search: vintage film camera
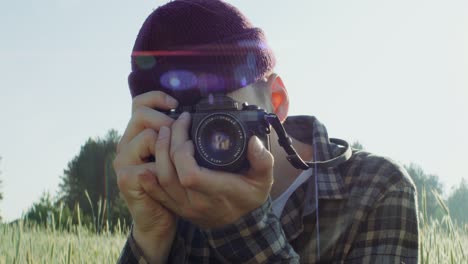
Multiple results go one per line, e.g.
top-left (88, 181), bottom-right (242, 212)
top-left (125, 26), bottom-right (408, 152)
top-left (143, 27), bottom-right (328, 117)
top-left (166, 95), bottom-right (270, 172)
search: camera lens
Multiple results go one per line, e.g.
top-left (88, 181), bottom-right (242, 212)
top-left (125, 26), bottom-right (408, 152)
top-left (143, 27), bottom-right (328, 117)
top-left (195, 113), bottom-right (246, 168)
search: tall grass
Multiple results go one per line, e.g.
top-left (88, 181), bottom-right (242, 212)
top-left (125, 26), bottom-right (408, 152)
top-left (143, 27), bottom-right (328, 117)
top-left (0, 220), bottom-right (127, 264)
top-left (1, 187), bottom-right (467, 263)
top-left (419, 187), bottom-right (468, 263)
top-left (1, 197), bottom-right (129, 264)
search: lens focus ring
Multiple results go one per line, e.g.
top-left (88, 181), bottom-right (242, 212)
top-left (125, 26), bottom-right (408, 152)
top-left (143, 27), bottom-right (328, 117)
top-left (194, 113), bottom-right (246, 169)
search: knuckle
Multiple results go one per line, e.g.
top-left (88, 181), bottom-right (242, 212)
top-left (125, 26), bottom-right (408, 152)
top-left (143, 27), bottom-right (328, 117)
top-left (170, 122), bottom-right (179, 132)
top-left (142, 129), bottom-right (157, 145)
top-left (181, 205), bottom-right (196, 219)
top-left (136, 169), bottom-right (151, 181)
top-left (265, 151), bottom-right (274, 166)
top-left (131, 99), bottom-right (139, 113)
top-left (116, 168), bottom-right (130, 190)
top-left (132, 91), bottom-right (166, 112)
top-left (192, 197), bottom-right (208, 212)
top-left (180, 171), bottom-right (198, 188)
top-left (171, 117), bottom-right (183, 129)
top-left (169, 149), bottom-right (176, 162)
top-left (133, 107), bottom-right (146, 121)
top-left (142, 175), bottom-right (158, 195)
top-left (169, 145), bottom-right (180, 162)
top-left (152, 90), bottom-right (165, 98)
top-left (158, 177), bottom-right (168, 189)
top-left (116, 141), bottom-right (123, 154)
top-left (131, 95), bottom-right (145, 113)
top-left (156, 192), bottom-right (170, 206)
top-left (158, 176), bottom-right (172, 190)
top-left (112, 156), bottom-right (121, 170)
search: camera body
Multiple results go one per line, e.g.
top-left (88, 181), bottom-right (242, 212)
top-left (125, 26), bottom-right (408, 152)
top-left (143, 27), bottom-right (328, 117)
top-left (166, 95), bottom-right (271, 172)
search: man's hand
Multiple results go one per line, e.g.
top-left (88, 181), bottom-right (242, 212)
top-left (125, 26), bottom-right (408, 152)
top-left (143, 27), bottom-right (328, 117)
top-left (113, 91), bottom-right (179, 263)
top-left (147, 112), bottom-right (275, 229)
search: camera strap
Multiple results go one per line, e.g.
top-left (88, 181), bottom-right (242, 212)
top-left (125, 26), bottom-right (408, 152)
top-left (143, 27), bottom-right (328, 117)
top-left (265, 114), bottom-right (353, 170)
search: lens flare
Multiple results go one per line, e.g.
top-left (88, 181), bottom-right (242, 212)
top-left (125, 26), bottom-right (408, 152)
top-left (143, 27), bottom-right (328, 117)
top-left (208, 93), bottom-right (215, 105)
top-left (197, 73), bottom-right (224, 94)
top-left (134, 56), bottom-right (156, 70)
top-left (247, 52), bottom-right (256, 69)
top-left (234, 65), bottom-right (253, 87)
top-left (160, 70), bottom-right (197, 90)
top-left (169, 77), bottom-right (181, 88)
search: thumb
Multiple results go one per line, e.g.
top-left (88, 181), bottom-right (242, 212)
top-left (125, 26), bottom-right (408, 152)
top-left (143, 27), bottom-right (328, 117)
top-left (246, 136), bottom-right (274, 179)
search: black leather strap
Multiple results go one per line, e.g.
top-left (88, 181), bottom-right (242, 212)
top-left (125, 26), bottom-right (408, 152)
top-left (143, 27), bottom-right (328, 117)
top-left (265, 114), bottom-right (352, 170)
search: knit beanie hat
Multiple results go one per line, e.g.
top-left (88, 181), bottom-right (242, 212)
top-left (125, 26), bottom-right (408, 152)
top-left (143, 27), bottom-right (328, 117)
top-left (128, 0), bottom-right (276, 106)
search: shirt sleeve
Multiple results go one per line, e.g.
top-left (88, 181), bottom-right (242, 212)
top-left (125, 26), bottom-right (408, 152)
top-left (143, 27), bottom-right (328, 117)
top-left (345, 176), bottom-right (419, 264)
top-left (117, 229), bottom-right (149, 264)
top-left (202, 198), bottom-right (300, 263)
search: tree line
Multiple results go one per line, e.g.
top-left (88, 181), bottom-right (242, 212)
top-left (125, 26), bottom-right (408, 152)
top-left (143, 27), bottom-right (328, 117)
top-left (19, 130), bottom-right (131, 232)
top-left (0, 133), bottom-right (467, 229)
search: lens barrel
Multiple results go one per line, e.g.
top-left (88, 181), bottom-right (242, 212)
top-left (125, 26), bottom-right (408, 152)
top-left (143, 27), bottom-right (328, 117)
top-left (194, 113), bottom-right (247, 171)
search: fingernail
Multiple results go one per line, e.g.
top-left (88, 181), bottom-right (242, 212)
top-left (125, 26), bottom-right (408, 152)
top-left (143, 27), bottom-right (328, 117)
top-left (165, 95), bottom-right (178, 108)
top-left (158, 126), bottom-right (170, 140)
top-left (178, 112), bottom-right (189, 120)
top-left (252, 136), bottom-right (264, 156)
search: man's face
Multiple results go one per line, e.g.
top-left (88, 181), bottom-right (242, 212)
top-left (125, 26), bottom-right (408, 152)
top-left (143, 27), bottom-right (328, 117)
top-left (225, 81), bottom-right (272, 113)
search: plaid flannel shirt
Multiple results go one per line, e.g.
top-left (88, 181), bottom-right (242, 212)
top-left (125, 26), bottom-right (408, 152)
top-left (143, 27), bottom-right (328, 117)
top-left (118, 116), bottom-right (419, 263)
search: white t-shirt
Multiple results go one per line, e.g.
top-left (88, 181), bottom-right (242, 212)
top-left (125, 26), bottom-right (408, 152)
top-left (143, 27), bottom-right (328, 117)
top-left (272, 168), bottom-right (316, 218)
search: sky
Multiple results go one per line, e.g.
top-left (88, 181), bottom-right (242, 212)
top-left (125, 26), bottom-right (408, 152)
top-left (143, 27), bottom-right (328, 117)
top-left (0, 0), bottom-right (467, 222)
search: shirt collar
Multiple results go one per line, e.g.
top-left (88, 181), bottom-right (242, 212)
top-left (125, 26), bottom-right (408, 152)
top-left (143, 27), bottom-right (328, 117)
top-left (284, 115), bottom-right (347, 200)
top-left (280, 116), bottom-right (349, 241)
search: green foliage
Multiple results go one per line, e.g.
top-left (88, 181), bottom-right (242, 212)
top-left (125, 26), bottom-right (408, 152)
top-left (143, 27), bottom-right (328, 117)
top-left (23, 192), bottom-right (82, 231)
top-left (448, 178), bottom-right (468, 225)
top-left (419, 215), bottom-right (468, 263)
top-left (405, 163), bottom-right (445, 221)
top-left (351, 141), bottom-right (364, 150)
top-left (0, 220), bottom-right (127, 263)
top-left (58, 129), bottom-right (131, 231)
top-left (2, 213), bottom-right (467, 263)
top-left (23, 192), bottom-right (56, 227)
top-left (347, 141), bottom-right (452, 223)
top-left (11, 132), bottom-right (468, 262)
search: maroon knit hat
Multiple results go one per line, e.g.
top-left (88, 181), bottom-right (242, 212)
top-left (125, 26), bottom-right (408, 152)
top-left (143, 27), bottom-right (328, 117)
top-left (128, 0), bottom-right (276, 106)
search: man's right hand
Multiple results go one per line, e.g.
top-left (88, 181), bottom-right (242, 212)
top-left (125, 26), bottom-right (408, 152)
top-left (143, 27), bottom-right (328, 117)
top-left (113, 91), bottom-right (179, 263)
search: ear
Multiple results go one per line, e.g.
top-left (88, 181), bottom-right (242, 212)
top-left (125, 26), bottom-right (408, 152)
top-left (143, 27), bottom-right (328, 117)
top-left (267, 73), bottom-right (289, 122)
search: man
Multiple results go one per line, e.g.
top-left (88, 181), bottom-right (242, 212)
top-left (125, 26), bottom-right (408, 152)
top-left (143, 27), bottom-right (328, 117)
top-left (114, 0), bottom-right (419, 263)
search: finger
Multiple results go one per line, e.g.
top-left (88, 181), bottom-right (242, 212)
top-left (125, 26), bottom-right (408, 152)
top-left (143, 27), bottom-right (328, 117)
top-left (173, 140), bottom-right (239, 195)
top-left (170, 112), bottom-right (191, 161)
top-left (115, 163), bottom-right (177, 216)
top-left (154, 126), bottom-right (189, 205)
top-left (116, 163), bottom-right (157, 198)
top-left (245, 136), bottom-right (274, 178)
top-left (119, 106), bottom-right (174, 152)
top-left (131, 91), bottom-right (178, 113)
top-left (171, 141), bottom-right (227, 216)
top-left (138, 165), bottom-right (179, 212)
top-left (114, 129), bottom-right (157, 168)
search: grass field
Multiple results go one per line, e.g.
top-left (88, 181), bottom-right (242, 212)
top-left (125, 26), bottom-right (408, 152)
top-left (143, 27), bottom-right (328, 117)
top-left (0, 222), bottom-right (127, 264)
top-left (1, 220), bottom-right (467, 263)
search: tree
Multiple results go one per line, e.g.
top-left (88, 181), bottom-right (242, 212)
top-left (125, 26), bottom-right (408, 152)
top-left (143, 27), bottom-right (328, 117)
top-left (447, 178), bottom-right (468, 225)
top-left (24, 192), bottom-right (60, 227)
top-left (404, 163), bottom-right (445, 221)
top-left (351, 141), bottom-right (364, 150)
top-left (58, 129), bottom-right (131, 230)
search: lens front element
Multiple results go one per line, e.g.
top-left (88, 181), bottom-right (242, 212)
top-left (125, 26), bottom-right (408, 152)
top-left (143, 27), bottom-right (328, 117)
top-left (195, 113), bottom-right (246, 168)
